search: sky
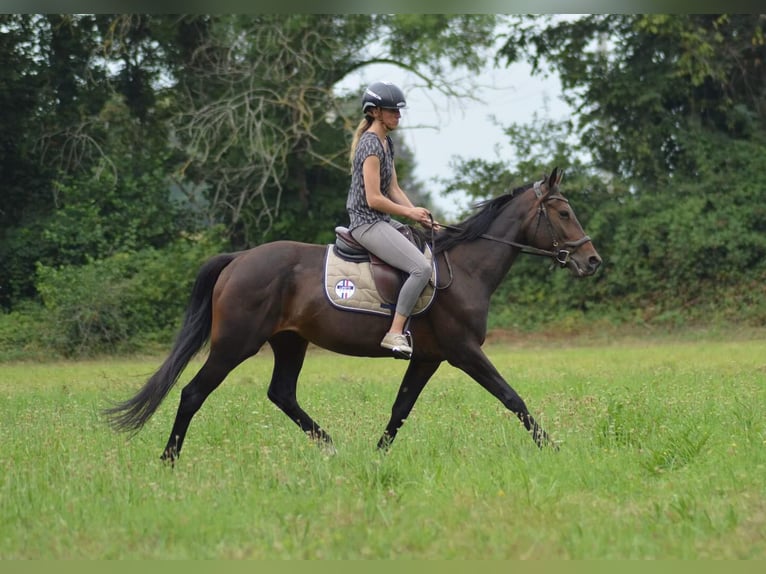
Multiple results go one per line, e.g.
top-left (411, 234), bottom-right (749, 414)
top-left (338, 58), bottom-right (573, 220)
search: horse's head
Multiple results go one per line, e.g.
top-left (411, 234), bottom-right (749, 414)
top-left (524, 167), bottom-right (602, 277)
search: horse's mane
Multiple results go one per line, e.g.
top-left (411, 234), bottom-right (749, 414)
top-left (432, 181), bottom-right (534, 254)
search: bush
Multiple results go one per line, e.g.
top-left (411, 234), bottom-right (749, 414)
top-left (33, 228), bottom-right (228, 357)
top-left (0, 301), bottom-right (50, 361)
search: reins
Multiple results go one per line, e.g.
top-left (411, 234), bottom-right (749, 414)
top-left (435, 221), bottom-right (564, 259)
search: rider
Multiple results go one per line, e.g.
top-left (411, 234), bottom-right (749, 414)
top-left (346, 81), bottom-right (434, 358)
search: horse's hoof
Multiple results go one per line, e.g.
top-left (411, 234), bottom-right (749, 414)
top-left (319, 442), bottom-right (338, 457)
top-left (160, 448), bottom-right (178, 467)
top-left (377, 432), bottom-right (394, 451)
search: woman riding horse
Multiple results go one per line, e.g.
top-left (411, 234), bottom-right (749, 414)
top-left (345, 81), bottom-right (436, 358)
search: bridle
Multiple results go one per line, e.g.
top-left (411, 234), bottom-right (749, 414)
top-left (430, 180), bottom-right (592, 288)
top-left (524, 180), bottom-right (593, 268)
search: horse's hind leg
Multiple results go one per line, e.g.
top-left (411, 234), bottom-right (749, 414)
top-left (161, 350), bottom-right (244, 462)
top-left (267, 331), bottom-right (333, 447)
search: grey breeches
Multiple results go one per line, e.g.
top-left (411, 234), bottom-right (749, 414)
top-left (351, 221), bottom-right (432, 317)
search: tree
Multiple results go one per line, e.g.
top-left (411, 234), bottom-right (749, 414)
top-left (0, 15), bottom-right (190, 307)
top-left (486, 14), bottom-right (766, 325)
top-left (499, 14), bottom-right (766, 187)
top-left (167, 14), bottom-right (499, 246)
top-left (0, 14), bottom-right (500, 321)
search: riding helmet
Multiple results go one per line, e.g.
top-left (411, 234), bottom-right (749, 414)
top-left (361, 81), bottom-right (407, 112)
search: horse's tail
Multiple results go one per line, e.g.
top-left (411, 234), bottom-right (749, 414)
top-left (104, 251), bottom-right (240, 433)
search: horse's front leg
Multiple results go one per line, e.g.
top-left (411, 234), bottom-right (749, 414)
top-left (377, 359), bottom-right (441, 450)
top-left (449, 345), bottom-right (556, 450)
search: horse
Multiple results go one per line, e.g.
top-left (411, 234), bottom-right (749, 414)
top-left (104, 167), bottom-right (602, 462)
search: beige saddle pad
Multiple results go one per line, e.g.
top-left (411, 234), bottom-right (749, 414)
top-left (324, 245), bottom-right (436, 316)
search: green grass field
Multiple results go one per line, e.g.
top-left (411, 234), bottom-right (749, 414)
top-left (1, 330), bottom-right (764, 559)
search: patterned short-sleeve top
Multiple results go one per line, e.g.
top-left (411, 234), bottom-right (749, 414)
top-left (346, 131), bottom-right (394, 230)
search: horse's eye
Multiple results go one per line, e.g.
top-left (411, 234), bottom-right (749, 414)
top-left (559, 210), bottom-right (570, 219)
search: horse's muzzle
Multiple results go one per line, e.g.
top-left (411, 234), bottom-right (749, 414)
top-left (569, 250), bottom-right (601, 276)
top-left (562, 237), bottom-right (601, 277)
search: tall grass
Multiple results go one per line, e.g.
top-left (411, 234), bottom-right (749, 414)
top-left (1, 333), bottom-right (764, 559)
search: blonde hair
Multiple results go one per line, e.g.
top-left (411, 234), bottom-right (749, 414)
top-left (349, 115), bottom-right (374, 170)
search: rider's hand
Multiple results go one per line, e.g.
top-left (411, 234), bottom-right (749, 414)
top-left (410, 207), bottom-right (435, 228)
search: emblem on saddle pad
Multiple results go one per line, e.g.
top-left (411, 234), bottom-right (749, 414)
top-left (334, 278), bottom-right (356, 300)
top-left (324, 226), bottom-right (436, 316)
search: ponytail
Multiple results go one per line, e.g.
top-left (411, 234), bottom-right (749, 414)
top-left (349, 115), bottom-right (374, 170)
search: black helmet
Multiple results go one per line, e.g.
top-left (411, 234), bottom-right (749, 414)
top-left (361, 81), bottom-right (407, 112)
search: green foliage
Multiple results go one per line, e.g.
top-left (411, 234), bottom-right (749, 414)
top-left (457, 14), bottom-right (766, 332)
top-left (1, 152), bottom-right (189, 306)
top-left (0, 16), bottom-right (57, 235)
top-left (0, 84), bottom-right (197, 305)
top-left (47, 164), bottom-right (185, 258)
top-left (0, 301), bottom-right (48, 361)
top-left (32, 228), bottom-right (227, 357)
top-left (0, 13), bottom-right (507, 355)
top-left (0, 219), bottom-right (51, 305)
top-left (2, 14), bottom-right (766, 353)
top-left (606, 130), bottom-right (766, 310)
top-left (382, 14), bottom-right (497, 73)
top-left (169, 14), bottom-right (499, 248)
top-left (501, 14), bottom-right (766, 184)
top-left (474, 136), bottom-right (766, 331)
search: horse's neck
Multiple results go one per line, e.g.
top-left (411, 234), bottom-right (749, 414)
top-left (454, 196), bottom-right (531, 294)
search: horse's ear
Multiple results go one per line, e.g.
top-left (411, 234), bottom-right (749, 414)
top-left (547, 167), bottom-right (563, 188)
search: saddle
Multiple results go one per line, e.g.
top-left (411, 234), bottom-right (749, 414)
top-left (333, 225), bottom-right (429, 306)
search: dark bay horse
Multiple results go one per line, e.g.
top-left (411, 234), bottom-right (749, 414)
top-left (105, 167), bottom-right (601, 462)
